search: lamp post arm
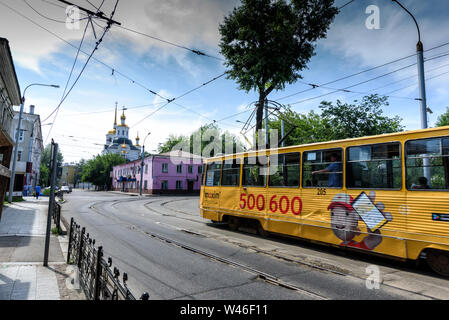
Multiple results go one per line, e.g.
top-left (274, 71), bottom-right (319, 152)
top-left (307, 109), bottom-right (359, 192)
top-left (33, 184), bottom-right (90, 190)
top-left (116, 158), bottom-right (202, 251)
top-left (392, 0), bottom-right (421, 43)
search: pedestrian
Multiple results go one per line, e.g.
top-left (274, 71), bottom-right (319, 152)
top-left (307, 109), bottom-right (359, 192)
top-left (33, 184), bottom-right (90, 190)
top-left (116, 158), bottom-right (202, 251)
top-left (35, 185), bottom-right (41, 199)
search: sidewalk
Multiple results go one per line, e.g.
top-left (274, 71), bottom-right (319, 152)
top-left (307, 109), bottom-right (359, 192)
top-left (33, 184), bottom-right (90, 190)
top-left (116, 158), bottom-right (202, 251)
top-left (0, 197), bottom-right (84, 300)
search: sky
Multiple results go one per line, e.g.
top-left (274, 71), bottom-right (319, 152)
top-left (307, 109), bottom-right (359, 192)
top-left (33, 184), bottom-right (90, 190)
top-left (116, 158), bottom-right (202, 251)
top-left (1, 0), bottom-right (449, 163)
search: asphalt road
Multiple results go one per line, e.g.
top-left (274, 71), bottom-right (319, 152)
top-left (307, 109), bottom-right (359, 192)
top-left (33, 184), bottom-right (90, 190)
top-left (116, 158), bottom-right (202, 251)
top-left (59, 189), bottom-right (449, 300)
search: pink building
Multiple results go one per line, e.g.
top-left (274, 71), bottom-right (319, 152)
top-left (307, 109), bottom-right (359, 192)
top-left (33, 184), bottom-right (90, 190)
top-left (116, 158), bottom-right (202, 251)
top-left (112, 151), bottom-right (203, 194)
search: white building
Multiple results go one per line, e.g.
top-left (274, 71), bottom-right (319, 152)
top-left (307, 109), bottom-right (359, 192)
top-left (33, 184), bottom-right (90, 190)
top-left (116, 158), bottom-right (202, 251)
top-left (102, 106), bottom-right (141, 162)
top-left (9, 105), bottom-right (44, 194)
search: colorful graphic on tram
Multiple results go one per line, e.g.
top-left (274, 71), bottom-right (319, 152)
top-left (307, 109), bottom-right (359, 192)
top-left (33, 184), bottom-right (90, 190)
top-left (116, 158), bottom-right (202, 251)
top-left (328, 191), bottom-right (392, 251)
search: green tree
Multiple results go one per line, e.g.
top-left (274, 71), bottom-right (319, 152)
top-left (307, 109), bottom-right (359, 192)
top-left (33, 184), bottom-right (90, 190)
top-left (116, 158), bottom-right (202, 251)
top-left (219, 0), bottom-right (338, 132)
top-left (269, 95), bottom-right (404, 146)
top-left (436, 107), bottom-right (449, 127)
top-left (319, 95), bottom-right (404, 140)
top-left (39, 144), bottom-right (64, 187)
top-left (158, 124), bottom-right (246, 157)
top-left (73, 159), bottom-right (86, 187)
top-left (269, 107), bottom-right (331, 146)
top-left (82, 154), bottom-right (125, 189)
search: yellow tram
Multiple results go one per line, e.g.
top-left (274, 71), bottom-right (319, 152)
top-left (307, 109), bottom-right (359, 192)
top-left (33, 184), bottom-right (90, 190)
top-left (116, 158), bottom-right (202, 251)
top-left (200, 126), bottom-right (449, 276)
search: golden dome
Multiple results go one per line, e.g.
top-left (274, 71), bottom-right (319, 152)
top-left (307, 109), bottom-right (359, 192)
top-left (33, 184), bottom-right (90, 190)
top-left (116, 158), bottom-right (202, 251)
top-left (108, 129), bottom-right (116, 135)
top-left (121, 144), bottom-right (127, 148)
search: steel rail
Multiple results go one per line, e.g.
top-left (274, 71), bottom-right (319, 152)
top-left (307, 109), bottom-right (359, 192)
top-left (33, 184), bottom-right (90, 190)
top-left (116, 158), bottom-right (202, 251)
top-left (85, 196), bottom-right (443, 300)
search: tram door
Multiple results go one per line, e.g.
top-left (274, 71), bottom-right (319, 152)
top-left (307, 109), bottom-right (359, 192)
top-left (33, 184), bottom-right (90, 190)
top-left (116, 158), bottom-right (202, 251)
top-left (239, 156), bottom-right (268, 222)
top-left (202, 162), bottom-right (222, 219)
top-left (300, 149), bottom-right (344, 245)
top-left (265, 152), bottom-right (302, 237)
top-left (219, 158), bottom-right (243, 214)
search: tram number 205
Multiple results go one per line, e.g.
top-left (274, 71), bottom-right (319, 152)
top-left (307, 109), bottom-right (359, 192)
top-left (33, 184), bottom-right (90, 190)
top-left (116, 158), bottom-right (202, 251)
top-left (239, 193), bottom-right (302, 215)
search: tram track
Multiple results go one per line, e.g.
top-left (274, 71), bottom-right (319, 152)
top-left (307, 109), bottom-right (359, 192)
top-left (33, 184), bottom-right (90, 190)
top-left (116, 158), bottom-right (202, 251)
top-left (88, 199), bottom-right (329, 300)
top-left (83, 197), bottom-right (440, 300)
top-left (89, 200), bottom-right (330, 300)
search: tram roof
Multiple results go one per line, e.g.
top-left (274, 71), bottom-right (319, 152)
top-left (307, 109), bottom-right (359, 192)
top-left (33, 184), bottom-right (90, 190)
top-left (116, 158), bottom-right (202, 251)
top-left (205, 125), bottom-right (449, 162)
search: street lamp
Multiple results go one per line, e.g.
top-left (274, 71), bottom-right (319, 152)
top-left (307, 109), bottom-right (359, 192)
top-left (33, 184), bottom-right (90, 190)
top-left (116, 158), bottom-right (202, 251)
top-left (392, 0), bottom-right (427, 129)
top-left (392, 0), bottom-right (431, 183)
top-left (9, 83), bottom-right (59, 203)
top-left (139, 132), bottom-right (151, 197)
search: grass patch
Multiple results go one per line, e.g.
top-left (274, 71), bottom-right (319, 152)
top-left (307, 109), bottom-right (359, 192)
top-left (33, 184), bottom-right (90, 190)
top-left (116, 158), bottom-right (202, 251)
top-left (51, 227), bottom-right (60, 235)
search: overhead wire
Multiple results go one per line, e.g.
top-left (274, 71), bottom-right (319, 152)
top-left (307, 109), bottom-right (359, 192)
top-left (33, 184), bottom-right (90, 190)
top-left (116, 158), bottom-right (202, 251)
top-left (43, 0), bottom-right (119, 143)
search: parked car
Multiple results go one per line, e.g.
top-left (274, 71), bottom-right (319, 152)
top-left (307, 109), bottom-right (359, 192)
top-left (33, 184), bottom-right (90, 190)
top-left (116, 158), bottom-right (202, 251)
top-left (61, 186), bottom-right (71, 193)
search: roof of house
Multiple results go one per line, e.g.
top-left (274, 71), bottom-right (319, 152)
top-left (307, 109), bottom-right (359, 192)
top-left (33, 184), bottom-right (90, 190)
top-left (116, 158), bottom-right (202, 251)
top-left (158, 150), bottom-right (203, 159)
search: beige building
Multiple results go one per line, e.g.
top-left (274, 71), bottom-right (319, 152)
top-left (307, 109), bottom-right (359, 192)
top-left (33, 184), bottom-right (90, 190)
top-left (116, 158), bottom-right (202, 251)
top-left (0, 37), bottom-right (21, 219)
top-left (60, 164), bottom-right (76, 187)
top-left (9, 105), bottom-right (43, 195)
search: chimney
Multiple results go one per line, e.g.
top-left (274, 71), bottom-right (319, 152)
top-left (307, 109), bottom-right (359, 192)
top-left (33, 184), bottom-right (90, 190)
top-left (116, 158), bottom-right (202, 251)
top-left (29, 105), bottom-right (35, 114)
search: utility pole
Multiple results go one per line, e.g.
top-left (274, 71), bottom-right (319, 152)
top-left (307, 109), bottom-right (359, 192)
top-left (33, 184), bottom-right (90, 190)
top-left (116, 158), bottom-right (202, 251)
top-left (281, 119), bottom-right (285, 148)
top-left (264, 99), bottom-right (269, 149)
top-left (393, 0), bottom-right (431, 181)
top-left (44, 141), bottom-right (58, 266)
top-left (9, 84), bottom-right (59, 203)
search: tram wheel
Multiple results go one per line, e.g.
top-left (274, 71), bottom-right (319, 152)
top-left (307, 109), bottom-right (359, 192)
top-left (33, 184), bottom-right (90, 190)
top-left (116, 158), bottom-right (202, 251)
top-left (228, 216), bottom-right (240, 231)
top-left (427, 249), bottom-right (449, 277)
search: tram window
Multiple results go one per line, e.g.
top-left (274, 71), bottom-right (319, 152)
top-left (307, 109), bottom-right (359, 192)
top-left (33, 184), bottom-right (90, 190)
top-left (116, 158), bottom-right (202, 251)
top-left (269, 153), bottom-right (300, 187)
top-left (347, 143), bottom-right (401, 189)
top-left (303, 149), bottom-right (342, 188)
top-left (205, 162), bottom-right (222, 187)
top-left (406, 138), bottom-right (449, 190)
top-left (242, 157), bottom-right (267, 187)
top-left (221, 159), bottom-right (241, 186)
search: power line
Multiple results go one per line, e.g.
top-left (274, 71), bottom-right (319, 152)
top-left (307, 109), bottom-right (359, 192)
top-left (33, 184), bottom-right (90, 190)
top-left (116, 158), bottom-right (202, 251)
top-left (338, 0), bottom-right (356, 10)
top-left (24, 0), bottom-right (84, 24)
top-left (346, 58), bottom-right (449, 100)
top-left (275, 41), bottom-right (449, 102)
top-left (2, 2), bottom-right (227, 126)
top-left (283, 48), bottom-right (449, 107)
top-left (115, 25), bottom-right (224, 61)
top-left (285, 61), bottom-right (417, 106)
top-left (43, 0), bottom-right (120, 143)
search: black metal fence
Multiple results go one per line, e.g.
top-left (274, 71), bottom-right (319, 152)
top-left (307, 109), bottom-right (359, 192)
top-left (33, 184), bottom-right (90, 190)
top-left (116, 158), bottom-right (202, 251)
top-left (52, 200), bottom-right (62, 234)
top-left (67, 218), bottom-right (149, 300)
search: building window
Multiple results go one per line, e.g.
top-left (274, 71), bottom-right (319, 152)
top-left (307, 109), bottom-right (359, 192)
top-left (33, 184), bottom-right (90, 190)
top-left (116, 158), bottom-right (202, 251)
top-left (176, 181), bottom-right (183, 190)
top-left (198, 166), bottom-right (203, 174)
top-left (162, 163), bottom-right (168, 173)
top-left (144, 180), bottom-right (148, 190)
top-left (17, 151), bottom-right (22, 162)
top-left (177, 164), bottom-right (182, 173)
top-left (188, 165), bottom-right (193, 174)
top-left (15, 129), bottom-right (25, 142)
top-left (161, 180), bottom-right (168, 190)
top-left (145, 164), bottom-right (148, 174)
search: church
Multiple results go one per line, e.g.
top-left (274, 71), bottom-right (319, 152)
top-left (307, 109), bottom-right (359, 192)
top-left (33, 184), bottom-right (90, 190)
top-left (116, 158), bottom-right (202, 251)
top-left (103, 106), bottom-right (141, 162)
